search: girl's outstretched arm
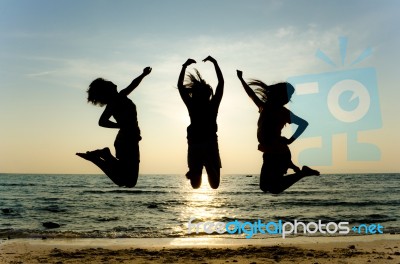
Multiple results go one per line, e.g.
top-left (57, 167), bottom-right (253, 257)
top-left (120, 67), bottom-right (152, 96)
top-left (237, 70), bottom-right (263, 109)
top-left (178, 59), bottom-right (196, 106)
top-left (203, 56), bottom-right (224, 105)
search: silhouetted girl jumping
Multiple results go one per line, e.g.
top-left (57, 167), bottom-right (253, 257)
top-left (237, 70), bottom-right (319, 194)
top-left (76, 67), bottom-right (152, 187)
top-left (178, 56), bottom-right (224, 189)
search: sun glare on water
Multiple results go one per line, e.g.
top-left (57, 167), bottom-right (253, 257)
top-left (191, 173), bottom-right (214, 200)
top-left (179, 173), bottom-right (222, 222)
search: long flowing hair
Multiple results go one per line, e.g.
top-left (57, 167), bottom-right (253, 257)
top-left (185, 69), bottom-right (213, 100)
top-left (248, 79), bottom-right (294, 104)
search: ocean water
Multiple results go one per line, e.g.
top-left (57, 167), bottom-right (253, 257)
top-left (0, 173), bottom-right (398, 239)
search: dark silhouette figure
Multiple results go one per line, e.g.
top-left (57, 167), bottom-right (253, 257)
top-left (237, 70), bottom-right (319, 194)
top-left (178, 56), bottom-right (224, 189)
top-left (76, 67), bottom-right (152, 187)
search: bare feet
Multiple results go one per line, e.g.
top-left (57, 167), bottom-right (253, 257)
top-left (289, 162), bottom-right (301, 173)
top-left (76, 152), bottom-right (95, 161)
top-left (76, 148), bottom-right (112, 161)
top-left (301, 166), bottom-right (320, 176)
top-left (87, 148), bottom-right (112, 159)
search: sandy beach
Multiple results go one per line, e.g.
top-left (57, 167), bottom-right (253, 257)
top-left (1, 235), bottom-right (399, 264)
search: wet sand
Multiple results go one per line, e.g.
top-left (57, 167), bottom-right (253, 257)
top-left (1, 235), bottom-right (399, 263)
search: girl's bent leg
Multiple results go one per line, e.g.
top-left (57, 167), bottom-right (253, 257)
top-left (301, 166), bottom-right (320, 176)
top-left (76, 150), bottom-right (126, 187)
top-left (121, 161), bottom-right (139, 188)
top-left (260, 161), bottom-right (284, 194)
top-left (114, 140), bottom-right (140, 188)
top-left (90, 147), bottom-right (114, 161)
top-left (260, 165), bottom-right (320, 194)
top-left (260, 153), bottom-right (318, 194)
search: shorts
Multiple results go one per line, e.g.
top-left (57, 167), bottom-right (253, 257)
top-left (262, 149), bottom-right (291, 176)
top-left (187, 140), bottom-right (221, 170)
top-left (114, 130), bottom-right (140, 163)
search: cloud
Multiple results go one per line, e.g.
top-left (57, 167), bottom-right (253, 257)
top-left (26, 71), bottom-right (55, 77)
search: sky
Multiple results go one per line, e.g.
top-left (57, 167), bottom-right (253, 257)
top-left (0, 0), bottom-right (399, 174)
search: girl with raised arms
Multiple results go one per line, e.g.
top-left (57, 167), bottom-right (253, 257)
top-left (178, 56), bottom-right (224, 189)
